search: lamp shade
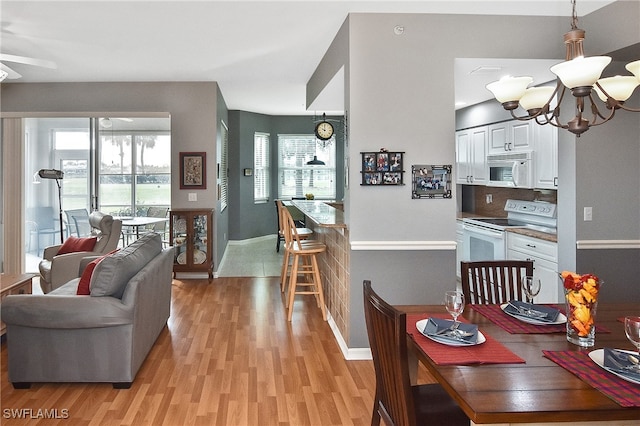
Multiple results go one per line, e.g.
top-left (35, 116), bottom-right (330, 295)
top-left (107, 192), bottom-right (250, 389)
top-left (486, 76), bottom-right (533, 103)
top-left (519, 86), bottom-right (555, 111)
top-left (306, 156), bottom-right (325, 166)
top-left (550, 56), bottom-right (611, 89)
top-left (594, 76), bottom-right (640, 102)
top-left (626, 60), bottom-right (640, 81)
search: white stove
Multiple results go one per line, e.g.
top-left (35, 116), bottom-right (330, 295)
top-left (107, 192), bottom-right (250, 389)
top-left (462, 199), bottom-right (557, 262)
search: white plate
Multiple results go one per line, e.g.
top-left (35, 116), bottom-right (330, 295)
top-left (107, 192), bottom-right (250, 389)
top-left (589, 348), bottom-right (640, 385)
top-left (193, 249), bottom-right (206, 264)
top-left (176, 252), bottom-right (186, 264)
top-left (500, 303), bottom-right (567, 325)
top-left (416, 319), bottom-right (486, 347)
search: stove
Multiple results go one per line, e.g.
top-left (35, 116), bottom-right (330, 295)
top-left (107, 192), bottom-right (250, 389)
top-left (463, 199), bottom-right (557, 233)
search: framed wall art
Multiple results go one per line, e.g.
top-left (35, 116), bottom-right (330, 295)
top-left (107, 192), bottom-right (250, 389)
top-left (180, 152), bottom-right (207, 190)
top-left (412, 164), bottom-right (452, 199)
top-left (360, 150), bottom-right (404, 186)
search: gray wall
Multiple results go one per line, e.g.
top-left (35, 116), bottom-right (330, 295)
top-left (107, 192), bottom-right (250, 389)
top-left (227, 111), bottom-right (345, 241)
top-left (1, 81), bottom-right (229, 271)
top-left (310, 1), bottom-right (640, 348)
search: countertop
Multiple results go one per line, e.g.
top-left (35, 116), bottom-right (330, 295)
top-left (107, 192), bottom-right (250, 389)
top-left (290, 200), bottom-right (346, 229)
top-left (457, 212), bottom-right (557, 243)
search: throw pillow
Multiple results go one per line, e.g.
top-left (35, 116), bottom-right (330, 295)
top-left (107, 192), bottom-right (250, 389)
top-left (76, 249), bottom-right (120, 295)
top-left (57, 236), bottom-right (98, 255)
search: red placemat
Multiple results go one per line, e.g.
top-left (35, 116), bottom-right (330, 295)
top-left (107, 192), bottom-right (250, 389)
top-left (471, 304), bottom-right (611, 334)
top-left (407, 313), bottom-right (525, 366)
top-left (543, 350), bottom-right (640, 407)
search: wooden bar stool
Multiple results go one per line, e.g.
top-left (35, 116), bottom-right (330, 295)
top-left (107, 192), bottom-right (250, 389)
top-left (277, 200), bottom-right (313, 293)
top-left (281, 207), bottom-right (327, 321)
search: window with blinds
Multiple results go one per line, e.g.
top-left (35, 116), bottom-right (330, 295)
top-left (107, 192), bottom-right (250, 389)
top-left (220, 121), bottom-right (228, 211)
top-left (254, 132), bottom-right (270, 203)
top-left (277, 134), bottom-right (336, 199)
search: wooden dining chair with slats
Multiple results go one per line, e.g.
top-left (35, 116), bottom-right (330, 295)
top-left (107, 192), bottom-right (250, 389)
top-left (460, 260), bottom-right (534, 304)
top-left (363, 281), bottom-right (469, 426)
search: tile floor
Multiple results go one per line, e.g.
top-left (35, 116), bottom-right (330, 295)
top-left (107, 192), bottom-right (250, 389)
top-left (217, 234), bottom-right (284, 277)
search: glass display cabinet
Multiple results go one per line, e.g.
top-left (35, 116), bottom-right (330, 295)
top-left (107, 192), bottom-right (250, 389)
top-left (169, 209), bottom-right (214, 280)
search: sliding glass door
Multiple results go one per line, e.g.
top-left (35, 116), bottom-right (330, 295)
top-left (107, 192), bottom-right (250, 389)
top-left (23, 116), bottom-right (170, 272)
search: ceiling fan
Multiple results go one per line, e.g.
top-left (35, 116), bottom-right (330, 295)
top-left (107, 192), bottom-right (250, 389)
top-left (99, 118), bottom-right (133, 128)
top-left (0, 53), bottom-right (57, 82)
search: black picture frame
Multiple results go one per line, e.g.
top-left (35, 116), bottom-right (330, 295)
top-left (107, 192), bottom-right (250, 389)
top-left (412, 164), bottom-right (452, 198)
top-left (180, 152), bottom-right (206, 190)
top-left (361, 151), bottom-right (404, 185)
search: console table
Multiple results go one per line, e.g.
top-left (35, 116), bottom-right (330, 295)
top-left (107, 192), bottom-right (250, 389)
top-left (1, 274), bottom-right (34, 336)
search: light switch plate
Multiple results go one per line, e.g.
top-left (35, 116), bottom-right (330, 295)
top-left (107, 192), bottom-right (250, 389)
top-left (188, 193), bottom-right (197, 202)
top-left (584, 206), bottom-right (592, 221)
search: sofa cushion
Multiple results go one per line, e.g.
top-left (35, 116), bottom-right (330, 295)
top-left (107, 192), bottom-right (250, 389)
top-left (57, 236), bottom-right (98, 255)
top-left (90, 233), bottom-right (162, 298)
top-left (77, 249), bottom-right (121, 295)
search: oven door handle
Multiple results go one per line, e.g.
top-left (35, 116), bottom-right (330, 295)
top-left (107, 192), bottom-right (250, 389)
top-left (463, 224), bottom-right (504, 238)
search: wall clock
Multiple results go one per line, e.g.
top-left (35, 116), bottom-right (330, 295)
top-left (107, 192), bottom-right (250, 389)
top-left (314, 113), bottom-right (334, 141)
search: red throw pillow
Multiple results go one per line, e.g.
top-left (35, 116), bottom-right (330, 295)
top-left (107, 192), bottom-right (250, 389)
top-left (58, 236), bottom-right (98, 255)
top-left (76, 249), bottom-right (120, 295)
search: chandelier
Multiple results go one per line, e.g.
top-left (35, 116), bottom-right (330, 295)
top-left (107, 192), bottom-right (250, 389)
top-left (486, 0), bottom-right (639, 136)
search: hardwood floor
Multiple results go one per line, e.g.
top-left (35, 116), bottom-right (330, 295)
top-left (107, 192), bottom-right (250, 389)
top-left (2, 277), bottom-right (379, 425)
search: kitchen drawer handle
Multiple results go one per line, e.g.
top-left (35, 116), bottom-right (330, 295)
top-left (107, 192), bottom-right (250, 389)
top-left (525, 243), bottom-right (537, 248)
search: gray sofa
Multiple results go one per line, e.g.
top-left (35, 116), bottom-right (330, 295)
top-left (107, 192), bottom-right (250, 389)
top-left (2, 232), bottom-right (173, 389)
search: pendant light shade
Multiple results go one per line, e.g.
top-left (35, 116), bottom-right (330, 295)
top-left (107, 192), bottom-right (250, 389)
top-left (306, 155), bottom-right (325, 166)
top-left (485, 76), bottom-right (533, 104)
top-left (519, 86), bottom-right (556, 111)
top-left (549, 56), bottom-right (611, 89)
top-left (594, 76), bottom-right (639, 102)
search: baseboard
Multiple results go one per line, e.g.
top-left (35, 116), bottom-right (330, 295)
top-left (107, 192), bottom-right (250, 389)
top-left (326, 311), bottom-right (372, 361)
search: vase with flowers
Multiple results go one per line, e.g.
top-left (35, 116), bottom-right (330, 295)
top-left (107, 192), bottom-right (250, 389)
top-left (560, 271), bottom-right (603, 347)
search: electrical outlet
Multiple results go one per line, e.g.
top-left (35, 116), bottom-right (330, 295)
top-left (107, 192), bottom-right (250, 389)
top-left (584, 207), bottom-right (592, 221)
top-left (486, 194), bottom-right (493, 204)
top-left (188, 193), bottom-right (197, 202)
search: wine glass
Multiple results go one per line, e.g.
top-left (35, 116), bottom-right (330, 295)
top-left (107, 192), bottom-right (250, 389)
top-left (624, 316), bottom-right (640, 369)
top-left (522, 276), bottom-right (541, 303)
top-left (445, 291), bottom-right (465, 332)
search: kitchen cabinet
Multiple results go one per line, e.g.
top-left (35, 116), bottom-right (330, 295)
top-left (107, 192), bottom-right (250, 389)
top-left (170, 209), bottom-right (214, 280)
top-left (455, 126), bottom-right (487, 185)
top-left (507, 232), bottom-right (559, 303)
top-left (488, 120), bottom-right (533, 154)
top-left (533, 123), bottom-right (558, 189)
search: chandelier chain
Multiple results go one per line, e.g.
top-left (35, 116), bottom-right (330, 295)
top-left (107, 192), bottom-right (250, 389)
top-left (570, 0), bottom-right (578, 30)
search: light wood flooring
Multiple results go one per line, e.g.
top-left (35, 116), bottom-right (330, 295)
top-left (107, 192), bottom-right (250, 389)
top-left (2, 277), bottom-right (379, 425)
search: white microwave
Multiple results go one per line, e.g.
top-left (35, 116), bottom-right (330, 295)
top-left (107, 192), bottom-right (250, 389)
top-left (487, 151), bottom-right (534, 188)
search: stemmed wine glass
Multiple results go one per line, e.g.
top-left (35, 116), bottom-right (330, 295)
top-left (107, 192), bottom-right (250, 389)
top-left (522, 276), bottom-right (541, 304)
top-left (444, 291), bottom-right (465, 334)
top-left (623, 316), bottom-right (640, 369)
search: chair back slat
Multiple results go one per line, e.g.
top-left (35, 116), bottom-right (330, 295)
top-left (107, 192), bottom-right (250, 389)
top-left (363, 280), bottom-right (416, 426)
top-left (461, 260), bottom-right (534, 304)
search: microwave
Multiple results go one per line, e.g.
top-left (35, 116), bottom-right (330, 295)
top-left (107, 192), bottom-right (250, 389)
top-left (487, 151), bottom-right (534, 188)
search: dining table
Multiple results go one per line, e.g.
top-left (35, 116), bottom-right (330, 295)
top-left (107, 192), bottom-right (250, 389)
top-left (115, 216), bottom-right (168, 243)
top-left (399, 302), bottom-right (640, 425)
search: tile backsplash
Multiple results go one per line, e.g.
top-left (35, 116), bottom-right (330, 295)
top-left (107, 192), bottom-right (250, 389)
top-left (466, 186), bottom-right (557, 217)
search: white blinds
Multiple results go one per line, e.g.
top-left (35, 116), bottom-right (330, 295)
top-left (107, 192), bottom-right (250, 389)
top-left (220, 121), bottom-right (228, 211)
top-left (277, 134), bottom-right (336, 199)
top-left (254, 132), bottom-right (270, 203)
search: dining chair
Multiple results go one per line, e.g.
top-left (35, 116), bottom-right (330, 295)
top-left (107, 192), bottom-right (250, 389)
top-left (460, 260), bottom-right (534, 304)
top-left (64, 209), bottom-right (91, 237)
top-left (363, 281), bottom-right (469, 426)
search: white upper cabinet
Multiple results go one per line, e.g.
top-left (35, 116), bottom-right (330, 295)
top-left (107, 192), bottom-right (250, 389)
top-left (533, 123), bottom-right (558, 189)
top-left (456, 126), bottom-right (487, 185)
top-left (488, 120), bottom-right (533, 154)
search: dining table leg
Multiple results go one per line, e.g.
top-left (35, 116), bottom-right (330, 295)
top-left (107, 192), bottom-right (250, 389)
top-left (406, 335), bottom-right (419, 385)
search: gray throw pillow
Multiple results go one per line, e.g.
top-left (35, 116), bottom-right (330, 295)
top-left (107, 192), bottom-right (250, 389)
top-left (90, 232), bottom-right (162, 298)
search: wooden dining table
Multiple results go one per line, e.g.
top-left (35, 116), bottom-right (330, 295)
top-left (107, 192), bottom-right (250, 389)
top-left (399, 303), bottom-right (640, 425)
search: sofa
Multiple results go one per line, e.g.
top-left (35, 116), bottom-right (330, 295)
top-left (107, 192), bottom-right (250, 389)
top-left (39, 211), bottom-right (123, 293)
top-left (2, 232), bottom-right (173, 389)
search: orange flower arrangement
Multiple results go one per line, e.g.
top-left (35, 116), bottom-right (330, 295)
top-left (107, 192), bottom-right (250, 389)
top-left (560, 271), bottom-right (601, 337)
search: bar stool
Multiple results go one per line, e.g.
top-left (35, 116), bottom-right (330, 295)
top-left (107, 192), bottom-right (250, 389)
top-left (275, 200), bottom-right (313, 252)
top-left (277, 200), bottom-right (313, 292)
top-left (281, 207), bottom-right (327, 321)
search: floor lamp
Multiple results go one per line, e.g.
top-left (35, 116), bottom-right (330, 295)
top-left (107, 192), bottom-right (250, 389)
top-left (38, 169), bottom-right (65, 243)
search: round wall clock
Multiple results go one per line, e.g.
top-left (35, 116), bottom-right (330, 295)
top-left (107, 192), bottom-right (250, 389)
top-left (315, 120), bottom-right (334, 141)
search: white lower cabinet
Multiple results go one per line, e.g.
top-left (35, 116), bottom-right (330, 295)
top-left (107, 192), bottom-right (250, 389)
top-left (507, 232), bottom-right (560, 303)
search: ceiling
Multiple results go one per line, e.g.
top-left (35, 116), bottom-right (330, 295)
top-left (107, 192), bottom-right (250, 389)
top-left (0, 1), bottom-right (616, 115)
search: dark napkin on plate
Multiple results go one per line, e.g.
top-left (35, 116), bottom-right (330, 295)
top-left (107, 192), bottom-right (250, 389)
top-left (422, 317), bottom-right (479, 344)
top-left (504, 300), bottom-right (560, 322)
top-left (603, 348), bottom-right (640, 381)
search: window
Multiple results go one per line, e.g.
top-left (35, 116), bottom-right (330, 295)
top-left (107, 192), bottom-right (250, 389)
top-left (254, 132), bottom-right (270, 203)
top-left (277, 134), bottom-right (336, 199)
top-left (220, 121), bottom-right (229, 211)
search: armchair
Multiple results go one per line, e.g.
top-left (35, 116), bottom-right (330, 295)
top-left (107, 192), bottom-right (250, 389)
top-left (39, 211), bottom-right (122, 293)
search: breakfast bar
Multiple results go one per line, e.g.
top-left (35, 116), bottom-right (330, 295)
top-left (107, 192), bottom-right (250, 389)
top-left (290, 200), bottom-right (350, 340)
